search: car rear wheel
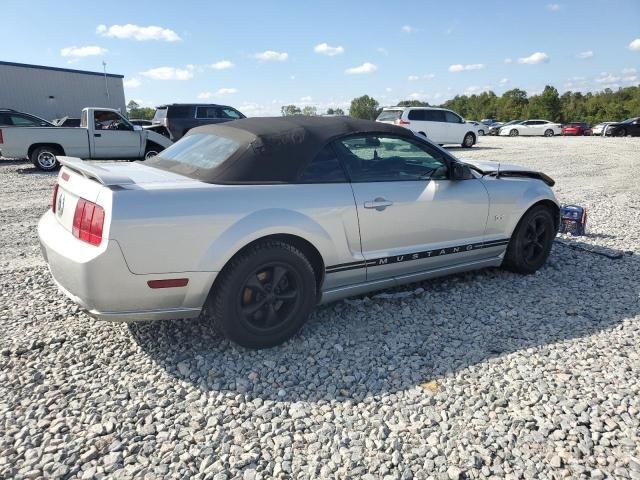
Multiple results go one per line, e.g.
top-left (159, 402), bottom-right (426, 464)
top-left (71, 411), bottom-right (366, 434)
top-left (503, 205), bottom-right (555, 274)
top-left (462, 132), bottom-right (475, 147)
top-left (478, 129), bottom-right (485, 136)
top-left (509, 129), bottom-right (519, 137)
top-left (204, 240), bottom-right (317, 349)
top-left (615, 128), bottom-right (627, 137)
top-left (31, 146), bottom-right (61, 171)
top-left (544, 129), bottom-right (554, 137)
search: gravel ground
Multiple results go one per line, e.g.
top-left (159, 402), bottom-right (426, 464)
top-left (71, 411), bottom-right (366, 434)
top-left (1, 136), bottom-right (639, 480)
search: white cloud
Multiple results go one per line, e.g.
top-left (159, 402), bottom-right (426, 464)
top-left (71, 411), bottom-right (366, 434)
top-left (385, 87), bottom-right (393, 92)
top-left (407, 92), bottom-right (426, 100)
top-left (377, 47), bottom-right (389, 56)
top-left (254, 50), bottom-right (288, 61)
top-left (210, 60), bottom-right (234, 70)
top-left (629, 38), bottom-right (640, 51)
top-left (623, 75), bottom-right (638, 82)
top-left (300, 96), bottom-right (313, 102)
top-left (314, 43), bottom-right (344, 56)
top-left (60, 46), bottom-right (106, 57)
top-left (448, 63), bottom-right (485, 72)
top-left (547, 3), bottom-right (561, 11)
top-left (123, 77), bottom-right (141, 88)
top-left (464, 85), bottom-right (492, 95)
top-left (577, 50), bottom-right (594, 59)
top-left (345, 62), bottom-right (377, 75)
top-left (96, 24), bottom-right (181, 42)
top-left (517, 52), bottom-right (550, 64)
top-left (197, 88), bottom-right (238, 99)
top-left (499, 78), bottom-right (509, 85)
top-left (504, 58), bottom-right (513, 64)
top-left (408, 75), bottom-right (419, 81)
top-left (401, 25), bottom-right (417, 34)
top-left (141, 67), bottom-right (193, 80)
top-left (423, 73), bottom-right (435, 80)
top-left (595, 73), bottom-right (620, 84)
top-left (622, 68), bottom-right (637, 74)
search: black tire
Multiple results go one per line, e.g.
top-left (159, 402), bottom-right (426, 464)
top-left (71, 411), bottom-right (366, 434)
top-left (509, 129), bottom-right (519, 137)
top-left (615, 128), bottom-right (627, 137)
top-left (144, 145), bottom-right (161, 160)
top-left (462, 132), bottom-right (475, 147)
top-left (503, 205), bottom-right (555, 274)
top-left (30, 146), bottom-right (61, 171)
top-left (544, 129), bottom-right (554, 137)
top-left (478, 129), bottom-right (485, 136)
top-left (204, 241), bottom-right (317, 349)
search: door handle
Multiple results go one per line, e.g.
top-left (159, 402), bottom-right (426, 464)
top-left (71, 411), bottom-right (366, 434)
top-left (364, 198), bottom-right (393, 211)
top-left (94, 133), bottom-right (101, 137)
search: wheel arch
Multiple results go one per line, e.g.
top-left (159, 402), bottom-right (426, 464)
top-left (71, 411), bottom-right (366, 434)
top-left (509, 198), bottom-right (560, 238)
top-left (28, 143), bottom-right (65, 158)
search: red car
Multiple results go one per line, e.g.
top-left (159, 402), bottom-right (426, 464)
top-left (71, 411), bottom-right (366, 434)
top-left (562, 122), bottom-right (592, 136)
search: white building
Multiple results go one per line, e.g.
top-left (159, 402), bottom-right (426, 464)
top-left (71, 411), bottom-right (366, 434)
top-left (0, 61), bottom-right (126, 121)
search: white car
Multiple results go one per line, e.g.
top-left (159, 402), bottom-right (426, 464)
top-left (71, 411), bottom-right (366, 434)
top-left (592, 122), bottom-right (613, 136)
top-left (377, 107), bottom-right (478, 147)
top-left (499, 120), bottom-right (563, 137)
top-left (466, 121), bottom-right (487, 136)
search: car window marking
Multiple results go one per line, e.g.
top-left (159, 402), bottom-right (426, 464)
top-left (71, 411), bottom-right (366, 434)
top-left (325, 238), bottom-right (510, 273)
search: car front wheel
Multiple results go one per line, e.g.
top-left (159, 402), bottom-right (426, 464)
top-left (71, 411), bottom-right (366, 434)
top-left (204, 240), bottom-right (317, 349)
top-left (509, 129), bottom-right (519, 137)
top-left (503, 205), bottom-right (555, 274)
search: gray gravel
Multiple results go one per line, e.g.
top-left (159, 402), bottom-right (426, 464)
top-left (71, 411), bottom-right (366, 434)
top-left (1, 136), bottom-right (639, 479)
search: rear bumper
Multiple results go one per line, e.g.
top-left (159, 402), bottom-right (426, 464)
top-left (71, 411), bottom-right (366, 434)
top-left (38, 210), bottom-right (213, 322)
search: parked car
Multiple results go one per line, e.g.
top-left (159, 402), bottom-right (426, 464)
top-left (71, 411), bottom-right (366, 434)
top-left (129, 119), bottom-right (153, 127)
top-left (0, 108), bottom-right (53, 127)
top-left (0, 107), bottom-right (173, 170)
top-left (603, 117), bottom-right (640, 137)
top-left (592, 122), bottom-right (613, 136)
top-left (481, 118), bottom-right (497, 126)
top-left (466, 121), bottom-right (487, 136)
top-left (376, 107), bottom-right (478, 147)
top-left (39, 116), bottom-right (559, 348)
top-left (487, 121), bottom-right (511, 136)
top-left (148, 103), bottom-right (246, 141)
top-left (561, 122), bottom-right (592, 136)
top-left (52, 117), bottom-right (81, 128)
top-left (499, 120), bottom-right (562, 137)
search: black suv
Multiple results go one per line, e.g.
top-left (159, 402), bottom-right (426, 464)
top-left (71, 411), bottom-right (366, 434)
top-left (0, 108), bottom-right (53, 127)
top-left (150, 104), bottom-right (246, 141)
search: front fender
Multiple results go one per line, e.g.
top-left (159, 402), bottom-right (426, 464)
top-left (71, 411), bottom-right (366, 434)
top-left (196, 208), bottom-right (334, 272)
top-left (507, 183), bottom-right (559, 236)
top-left (144, 130), bottom-right (173, 148)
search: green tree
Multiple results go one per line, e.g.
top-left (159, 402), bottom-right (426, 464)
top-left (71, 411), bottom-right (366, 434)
top-left (349, 95), bottom-right (381, 120)
top-left (499, 88), bottom-right (528, 120)
top-left (397, 100), bottom-right (430, 107)
top-left (301, 106), bottom-right (318, 116)
top-left (281, 105), bottom-right (302, 116)
top-left (326, 107), bottom-right (345, 115)
top-left (126, 100), bottom-right (155, 120)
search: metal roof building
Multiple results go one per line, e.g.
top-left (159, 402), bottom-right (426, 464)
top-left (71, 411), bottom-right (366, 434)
top-left (0, 61), bottom-right (126, 121)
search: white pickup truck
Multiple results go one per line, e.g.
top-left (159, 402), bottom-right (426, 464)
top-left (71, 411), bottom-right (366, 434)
top-left (0, 107), bottom-right (173, 171)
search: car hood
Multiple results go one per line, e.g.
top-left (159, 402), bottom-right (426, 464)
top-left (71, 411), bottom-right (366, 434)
top-left (461, 159), bottom-right (555, 187)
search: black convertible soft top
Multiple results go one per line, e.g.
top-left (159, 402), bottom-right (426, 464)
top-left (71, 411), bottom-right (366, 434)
top-left (146, 115), bottom-right (415, 184)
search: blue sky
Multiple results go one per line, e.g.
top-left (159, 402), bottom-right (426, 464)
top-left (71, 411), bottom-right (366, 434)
top-left (3, 0), bottom-right (639, 115)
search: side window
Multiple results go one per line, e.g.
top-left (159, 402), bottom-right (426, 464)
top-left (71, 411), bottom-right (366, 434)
top-left (424, 110), bottom-right (446, 122)
top-left (297, 145), bottom-right (347, 183)
top-left (10, 115), bottom-right (39, 126)
top-left (444, 111), bottom-right (462, 123)
top-left (335, 135), bottom-right (448, 182)
top-left (195, 107), bottom-right (221, 119)
top-left (0, 113), bottom-right (10, 126)
top-left (221, 108), bottom-right (242, 119)
top-left (407, 110), bottom-right (425, 121)
top-left (93, 111), bottom-right (132, 131)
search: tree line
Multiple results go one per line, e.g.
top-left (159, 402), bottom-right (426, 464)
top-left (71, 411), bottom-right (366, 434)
top-left (282, 85), bottom-right (639, 125)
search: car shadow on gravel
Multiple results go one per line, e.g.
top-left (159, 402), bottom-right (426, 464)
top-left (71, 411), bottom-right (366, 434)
top-left (16, 167), bottom-right (57, 176)
top-left (129, 242), bottom-right (639, 403)
top-left (446, 146), bottom-right (502, 151)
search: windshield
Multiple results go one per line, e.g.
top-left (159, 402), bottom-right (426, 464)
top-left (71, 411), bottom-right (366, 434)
top-left (152, 108), bottom-right (167, 123)
top-left (622, 117), bottom-right (637, 124)
top-left (377, 110), bottom-right (403, 122)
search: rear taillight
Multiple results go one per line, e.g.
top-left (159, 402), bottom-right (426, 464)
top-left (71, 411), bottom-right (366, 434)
top-left (0, 129), bottom-right (3, 144)
top-left (72, 198), bottom-right (104, 246)
top-left (397, 119), bottom-right (410, 125)
top-left (51, 182), bottom-right (59, 213)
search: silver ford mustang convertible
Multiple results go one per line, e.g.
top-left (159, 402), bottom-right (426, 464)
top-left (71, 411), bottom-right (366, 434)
top-left (39, 116), bottom-right (559, 348)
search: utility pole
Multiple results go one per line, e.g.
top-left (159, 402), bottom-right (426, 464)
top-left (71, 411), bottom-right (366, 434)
top-left (102, 61), bottom-right (110, 100)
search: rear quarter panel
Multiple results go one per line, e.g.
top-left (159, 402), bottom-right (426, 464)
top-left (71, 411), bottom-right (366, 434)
top-left (110, 183), bottom-right (363, 289)
top-left (0, 127), bottom-right (90, 158)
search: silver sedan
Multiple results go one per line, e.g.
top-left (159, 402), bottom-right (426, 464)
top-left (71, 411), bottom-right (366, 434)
top-left (39, 116), bottom-right (559, 348)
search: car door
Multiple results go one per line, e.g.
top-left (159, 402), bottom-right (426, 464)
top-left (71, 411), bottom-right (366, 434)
top-left (334, 134), bottom-right (490, 282)
top-left (90, 110), bottom-right (141, 158)
top-left (422, 110), bottom-right (447, 143)
top-left (444, 110), bottom-right (467, 143)
top-left (530, 120), bottom-right (547, 135)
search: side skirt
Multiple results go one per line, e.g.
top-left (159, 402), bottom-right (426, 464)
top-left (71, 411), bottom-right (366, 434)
top-left (319, 255), bottom-right (504, 305)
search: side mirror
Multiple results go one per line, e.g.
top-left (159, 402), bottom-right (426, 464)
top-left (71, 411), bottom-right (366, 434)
top-left (451, 163), bottom-right (472, 180)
